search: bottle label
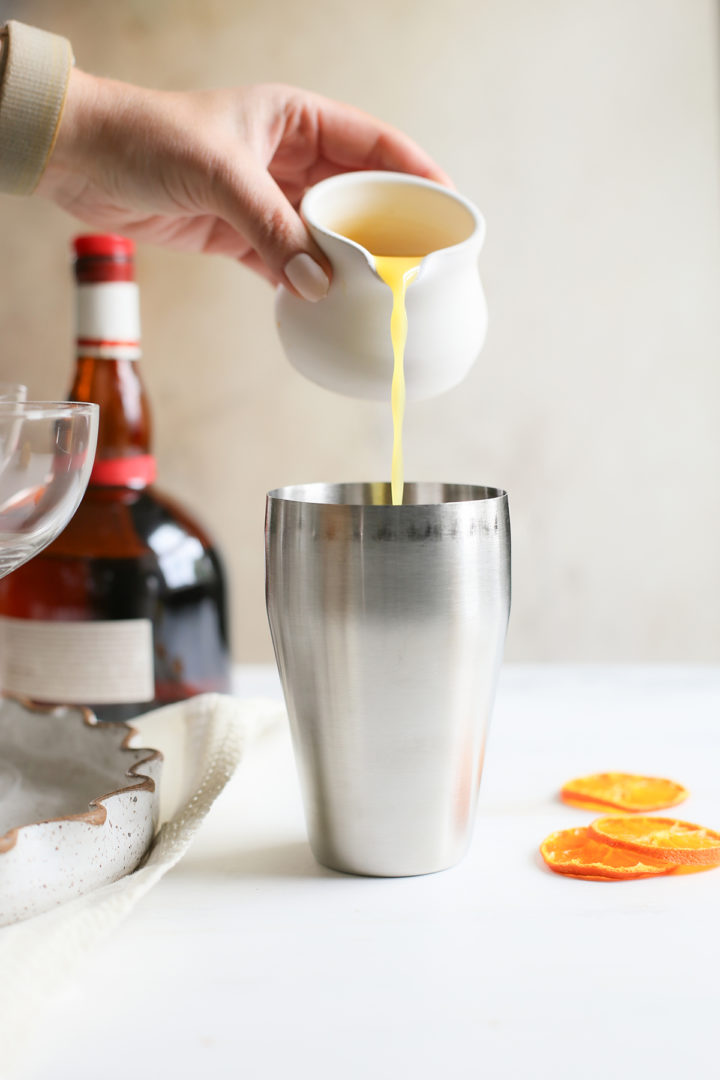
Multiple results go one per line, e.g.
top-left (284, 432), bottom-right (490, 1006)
top-left (76, 282), bottom-right (142, 360)
top-left (0, 616), bottom-right (155, 704)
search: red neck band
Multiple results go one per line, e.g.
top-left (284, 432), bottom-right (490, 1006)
top-left (89, 455), bottom-right (156, 488)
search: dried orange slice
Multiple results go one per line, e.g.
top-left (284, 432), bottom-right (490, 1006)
top-left (588, 816), bottom-right (720, 866)
top-left (540, 826), bottom-right (673, 880)
top-left (560, 772), bottom-right (688, 813)
top-left (560, 794), bottom-right (634, 814)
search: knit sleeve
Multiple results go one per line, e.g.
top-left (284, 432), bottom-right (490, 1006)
top-left (0, 20), bottom-right (74, 195)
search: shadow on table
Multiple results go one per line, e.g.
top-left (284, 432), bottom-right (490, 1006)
top-left (174, 839), bottom-right (341, 880)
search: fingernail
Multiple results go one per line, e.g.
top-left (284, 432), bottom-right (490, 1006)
top-left (284, 253), bottom-right (329, 302)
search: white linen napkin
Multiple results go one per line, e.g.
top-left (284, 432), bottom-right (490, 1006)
top-left (0, 692), bottom-right (285, 1080)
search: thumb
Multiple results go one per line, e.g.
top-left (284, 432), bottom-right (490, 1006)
top-left (220, 164), bottom-right (331, 300)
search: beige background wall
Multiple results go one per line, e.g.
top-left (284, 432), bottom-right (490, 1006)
top-left (0, 0), bottom-right (718, 662)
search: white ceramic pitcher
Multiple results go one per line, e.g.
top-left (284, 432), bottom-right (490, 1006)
top-left (275, 171), bottom-right (487, 401)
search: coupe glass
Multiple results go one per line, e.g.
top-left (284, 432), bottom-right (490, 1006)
top-left (0, 402), bottom-right (98, 576)
top-left (0, 401), bottom-right (98, 798)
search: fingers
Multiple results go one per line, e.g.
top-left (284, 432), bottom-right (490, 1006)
top-left (220, 90), bottom-right (452, 297)
top-left (237, 249), bottom-right (281, 286)
top-left (217, 161), bottom-right (330, 301)
top-left (312, 95), bottom-right (453, 187)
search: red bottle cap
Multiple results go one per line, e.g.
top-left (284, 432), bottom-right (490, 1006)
top-left (73, 235), bottom-right (135, 282)
top-left (73, 235), bottom-right (135, 258)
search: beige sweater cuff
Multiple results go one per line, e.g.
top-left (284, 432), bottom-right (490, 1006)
top-left (0, 21), bottom-right (74, 195)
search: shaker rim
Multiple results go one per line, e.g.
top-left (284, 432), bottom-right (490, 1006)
top-left (266, 481), bottom-right (507, 508)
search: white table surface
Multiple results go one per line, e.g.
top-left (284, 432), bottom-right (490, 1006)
top-left (23, 664), bottom-right (720, 1080)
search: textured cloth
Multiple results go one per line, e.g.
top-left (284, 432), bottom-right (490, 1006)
top-left (0, 20), bottom-right (73, 194)
top-left (0, 692), bottom-right (285, 1080)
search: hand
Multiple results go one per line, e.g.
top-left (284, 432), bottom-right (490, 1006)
top-left (38, 71), bottom-right (451, 299)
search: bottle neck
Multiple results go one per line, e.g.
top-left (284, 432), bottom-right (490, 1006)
top-left (76, 281), bottom-right (142, 359)
top-left (72, 281), bottom-right (155, 489)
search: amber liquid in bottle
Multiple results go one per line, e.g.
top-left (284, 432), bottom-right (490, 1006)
top-left (0, 235), bottom-right (230, 720)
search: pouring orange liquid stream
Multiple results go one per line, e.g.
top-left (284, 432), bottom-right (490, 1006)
top-left (333, 216), bottom-right (439, 505)
top-left (375, 257), bottom-right (420, 505)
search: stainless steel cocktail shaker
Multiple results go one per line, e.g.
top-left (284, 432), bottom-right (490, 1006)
top-left (265, 482), bottom-right (510, 877)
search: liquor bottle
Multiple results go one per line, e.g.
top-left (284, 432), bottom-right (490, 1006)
top-left (0, 234), bottom-right (231, 720)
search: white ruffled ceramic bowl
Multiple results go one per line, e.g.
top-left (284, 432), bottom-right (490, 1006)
top-left (0, 696), bottom-right (162, 926)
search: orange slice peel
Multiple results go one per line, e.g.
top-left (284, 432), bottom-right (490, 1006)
top-left (540, 826), bottom-right (674, 880)
top-left (560, 772), bottom-right (688, 813)
top-left (588, 816), bottom-right (720, 866)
